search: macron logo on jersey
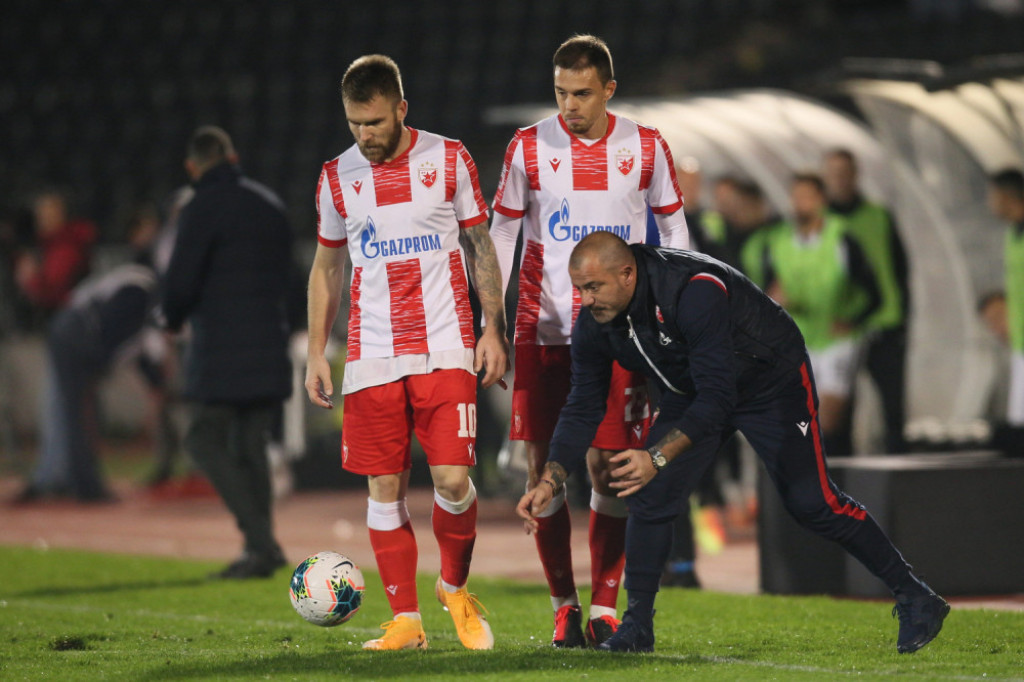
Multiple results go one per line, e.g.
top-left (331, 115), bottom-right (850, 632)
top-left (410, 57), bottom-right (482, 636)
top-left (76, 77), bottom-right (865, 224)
top-left (547, 199), bottom-right (631, 243)
top-left (360, 216), bottom-right (443, 259)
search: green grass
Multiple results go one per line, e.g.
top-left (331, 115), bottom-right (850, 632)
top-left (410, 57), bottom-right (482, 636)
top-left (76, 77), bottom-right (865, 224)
top-left (0, 545), bottom-right (1021, 681)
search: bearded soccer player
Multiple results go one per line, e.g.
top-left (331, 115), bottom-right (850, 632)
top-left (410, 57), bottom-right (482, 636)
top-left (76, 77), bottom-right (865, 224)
top-left (305, 55), bottom-right (509, 651)
top-left (489, 35), bottom-right (689, 648)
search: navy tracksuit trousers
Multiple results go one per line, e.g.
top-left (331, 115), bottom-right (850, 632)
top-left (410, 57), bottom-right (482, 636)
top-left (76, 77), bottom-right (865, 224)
top-left (624, 358), bottom-right (913, 601)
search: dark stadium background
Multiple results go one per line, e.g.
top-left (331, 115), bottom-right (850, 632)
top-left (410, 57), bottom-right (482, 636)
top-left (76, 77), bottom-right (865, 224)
top-left (3, 0), bottom-right (1023, 239)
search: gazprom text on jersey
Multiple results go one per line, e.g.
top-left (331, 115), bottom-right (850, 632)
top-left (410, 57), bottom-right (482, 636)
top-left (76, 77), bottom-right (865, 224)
top-left (362, 232), bottom-right (443, 259)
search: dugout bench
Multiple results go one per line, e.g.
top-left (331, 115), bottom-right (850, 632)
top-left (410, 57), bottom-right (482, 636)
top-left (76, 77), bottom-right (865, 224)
top-left (758, 451), bottom-right (1024, 597)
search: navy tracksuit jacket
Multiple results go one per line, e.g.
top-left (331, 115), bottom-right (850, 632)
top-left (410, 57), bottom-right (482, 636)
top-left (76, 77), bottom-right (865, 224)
top-left (548, 244), bottom-right (913, 595)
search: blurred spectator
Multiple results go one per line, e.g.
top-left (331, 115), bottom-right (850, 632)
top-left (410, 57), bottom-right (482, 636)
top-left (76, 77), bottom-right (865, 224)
top-left (707, 175), bottom-right (784, 285)
top-left (13, 189), bottom-right (97, 327)
top-left (162, 126), bottom-right (292, 580)
top-left (979, 290), bottom-right (1010, 344)
top-left (11, 210), bottom-right (165, 503)
top-left (824, 149), bottom-right (910, 453)
top-left (763, 173), bottom-right (881, 456)
top-left (988, 169), bottom-right (1024, 427)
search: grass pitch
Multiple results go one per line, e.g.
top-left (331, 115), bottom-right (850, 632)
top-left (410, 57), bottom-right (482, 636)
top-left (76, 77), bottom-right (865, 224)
top-left (0, 545), bottom-right (1021, 681)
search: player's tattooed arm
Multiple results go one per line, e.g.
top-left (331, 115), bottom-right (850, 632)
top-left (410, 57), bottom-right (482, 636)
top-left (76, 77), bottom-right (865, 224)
top-left (541, 461), bottom-right (569, 493)
top-left (459, 223), bottom-right (507, 337)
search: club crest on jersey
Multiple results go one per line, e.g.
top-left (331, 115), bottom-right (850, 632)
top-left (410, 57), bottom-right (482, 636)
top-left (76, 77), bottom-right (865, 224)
top-left (550, 158), bottom-right (561, 172)
top-left (360, 216), bottom-right (442, 259)
top-left (352, 180), bottom-right (363, 194)
top-left (418, 162), bottom-right (437, 188)
top-left (548, 198), bottom-right (631, 243)
top-left (616, 148), bottom-right (635, 175)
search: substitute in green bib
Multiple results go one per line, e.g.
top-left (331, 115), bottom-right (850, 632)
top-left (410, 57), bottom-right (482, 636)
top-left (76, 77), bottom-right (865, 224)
top-left (763, 173), bottom-right (881, 456)
top-left (824, 149), bottom-right (910, 454)
top-left (989, 169), bottom-right (1024, 427)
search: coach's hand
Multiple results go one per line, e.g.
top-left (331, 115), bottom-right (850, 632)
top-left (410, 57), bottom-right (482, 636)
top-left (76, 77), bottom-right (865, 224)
top-left (515, 482), bottom-right (554, 535)
top-left (608, 448), bottom-right (657, 497)
top-left (475, 326), bottom-right (510, 389)
top-left (305, 353), bottom-right (334, 409)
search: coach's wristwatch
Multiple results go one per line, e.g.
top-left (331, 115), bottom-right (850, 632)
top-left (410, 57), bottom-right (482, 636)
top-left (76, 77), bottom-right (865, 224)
top-left (647, 446), bottom-right (668, 472)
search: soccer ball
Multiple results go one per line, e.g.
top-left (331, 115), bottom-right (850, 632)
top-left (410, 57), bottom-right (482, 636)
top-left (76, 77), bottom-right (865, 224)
top-left (289, 551), bottom-right (365, 626)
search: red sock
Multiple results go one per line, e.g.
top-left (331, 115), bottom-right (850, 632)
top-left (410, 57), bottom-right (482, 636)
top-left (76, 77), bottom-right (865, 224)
top-left (432, 495), bottom-right (477, 588)
top-left (369, 521), bottom-right (419, 615)
top-left (589, 509), bottom-right (626, 610)
top-left (534, 502), bottom-right (576, 598)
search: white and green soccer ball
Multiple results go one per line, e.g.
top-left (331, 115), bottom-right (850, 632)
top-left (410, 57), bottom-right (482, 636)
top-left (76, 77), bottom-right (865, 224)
top-left (289, 551), bottom-right (365, 626)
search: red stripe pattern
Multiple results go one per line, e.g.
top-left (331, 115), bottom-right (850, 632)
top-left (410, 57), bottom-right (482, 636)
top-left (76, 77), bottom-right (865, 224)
top-left (372, 157), bottom-right (412, 207)
top-left (638, 126), bottom-right (657, 191)
top-left (800, 363), bottom-right (867, 521)
top-left (444, 140), bottom-right (458, 203)
top-left (657, 130), bottom-right (683, 204)
top-left (521, 127), bottom-right (540, 191)
top-left (448, 251), bottom-right (476, 349)
top-left (457, 142), bottom-right (489, 218)
top-left (347, 266), bottom-right (363, 361)
top-left (514, 240), bottom-right (545, 344)
top-left (386, 259), bottom-right (429, 355)
top-left (571, 136), bottom-right (608, 191)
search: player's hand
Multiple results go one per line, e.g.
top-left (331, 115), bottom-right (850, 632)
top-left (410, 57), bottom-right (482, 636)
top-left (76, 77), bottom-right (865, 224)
top-left (304, 353), bottom-right (334, 409)
top-left (608, 448), bottom-right (657, 498)
top-left (475, 326), bottom-right (510, 389)
top-left (515, 483), bottom-right (554, 534)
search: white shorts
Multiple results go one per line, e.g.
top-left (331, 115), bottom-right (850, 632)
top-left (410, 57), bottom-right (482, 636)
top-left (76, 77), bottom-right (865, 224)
top-left (808, 339), bottom-right (860, 398)
top-left (1007, 351), bottom-right (1024, 426)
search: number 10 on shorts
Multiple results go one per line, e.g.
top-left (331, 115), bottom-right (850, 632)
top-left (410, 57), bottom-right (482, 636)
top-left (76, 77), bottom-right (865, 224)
top-left (456, 403), bottom-right (477, 438)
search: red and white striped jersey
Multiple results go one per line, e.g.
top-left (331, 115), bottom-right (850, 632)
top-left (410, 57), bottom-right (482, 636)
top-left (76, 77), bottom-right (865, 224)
top-left (492, 113), bottom-right (685, 345)
top-left (316, 128), bottom-right (489, 394)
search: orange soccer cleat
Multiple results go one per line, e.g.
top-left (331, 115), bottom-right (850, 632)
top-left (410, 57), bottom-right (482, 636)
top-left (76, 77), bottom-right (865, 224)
top-left (434, 577), bottom-right (494, 650)
top-left (362, 615), bottom-right (428, 651)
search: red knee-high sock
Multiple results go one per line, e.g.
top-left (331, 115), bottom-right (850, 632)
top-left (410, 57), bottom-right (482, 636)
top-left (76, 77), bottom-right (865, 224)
top-left (432, 483), bottom-right (478, 588)
top-left (368, 498), bottom-right (419, 616)
top-left (534, 495), bottom-right (576, 599)
top-left (589, 508), bottom-right (627, 610)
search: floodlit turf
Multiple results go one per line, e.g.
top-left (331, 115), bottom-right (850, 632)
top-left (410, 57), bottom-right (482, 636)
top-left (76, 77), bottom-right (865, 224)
top-left (1, 545), bottom-right (1022, 680)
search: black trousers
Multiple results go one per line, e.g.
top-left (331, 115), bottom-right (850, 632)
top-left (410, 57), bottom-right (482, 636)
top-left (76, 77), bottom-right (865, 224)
top-left (624, 357), bottom-right (912, 596)
top-left (186, 401), bottom-right (281, 558)
top-left (48, 310), bottom-right (108, 499)
top-left (865, 327), bottom-right (908, 453)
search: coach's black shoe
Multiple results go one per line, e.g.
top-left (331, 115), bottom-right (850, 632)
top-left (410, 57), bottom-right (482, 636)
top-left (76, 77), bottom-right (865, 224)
top-left (212, 550), bottom-right (287, 580)
top-left (551, 605), bottom-right (586, 648)
top-left (597, 618), bottom-right (654, 653)
top-left (893, 591), bottom-right (950, 653)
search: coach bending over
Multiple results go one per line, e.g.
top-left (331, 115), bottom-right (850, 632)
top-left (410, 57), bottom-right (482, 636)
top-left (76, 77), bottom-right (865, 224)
top-left (516, 231), bottom-right (948, 654)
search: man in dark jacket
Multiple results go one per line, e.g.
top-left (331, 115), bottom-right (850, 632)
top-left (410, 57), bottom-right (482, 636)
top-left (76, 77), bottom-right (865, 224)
top-left (517, 231), bottom-right (948, 654)
top-left (163, 126), bottom-right (292, 579)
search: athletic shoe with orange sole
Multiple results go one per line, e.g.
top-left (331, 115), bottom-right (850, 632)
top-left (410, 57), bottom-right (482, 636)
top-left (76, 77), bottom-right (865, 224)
top-left (362, 615), bottom-right (428, 650)
top-left (434, 577), bottom-right (494, 650)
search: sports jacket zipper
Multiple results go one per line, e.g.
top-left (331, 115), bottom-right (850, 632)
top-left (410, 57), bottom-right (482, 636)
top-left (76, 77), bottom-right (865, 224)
top-left (626, 315), bottom-right (685, 395)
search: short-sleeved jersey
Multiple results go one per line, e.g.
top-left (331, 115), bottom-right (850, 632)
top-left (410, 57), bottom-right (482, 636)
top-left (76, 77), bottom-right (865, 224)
top-left (493, 113), bottom-right (684, 345)
top-left (316, 128), bottom-right (489, 394)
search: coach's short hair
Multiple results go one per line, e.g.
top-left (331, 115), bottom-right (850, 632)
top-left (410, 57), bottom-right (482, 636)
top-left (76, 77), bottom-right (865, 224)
top-left (553, 35), bottom-right (614, 85)
top-left (792, 172), bottom-right (826, 195)
top-left (187, 126), bottom-right (235, 166)
top-left (991, 168), bottom-right (1024, 201)
top-left (341, 54), bottom-right (404, 104)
